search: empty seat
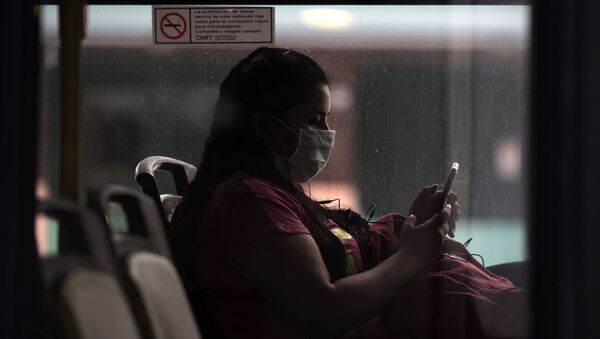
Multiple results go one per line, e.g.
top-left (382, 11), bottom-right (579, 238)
top-left (87, 185), bottom-right (202, 339)
top-left (135, 156), bottom-right (197, 221)
top-left (36, 199), bottom-right (141, 339)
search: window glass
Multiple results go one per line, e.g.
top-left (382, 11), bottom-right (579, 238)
top-left (39, 2), bottom-right (529, 284)
top-left (35, 215), bottom-right (59, 257)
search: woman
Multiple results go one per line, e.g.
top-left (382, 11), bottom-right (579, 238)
top-left (171, 47), bottom-right (524, 339)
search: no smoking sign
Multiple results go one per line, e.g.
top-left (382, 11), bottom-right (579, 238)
top-left (153, 6), bottom-right (274, 46)
top-left (155, 9), bottom-right (190, 43)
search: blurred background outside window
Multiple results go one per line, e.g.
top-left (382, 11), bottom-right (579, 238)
top-left (37, 5), bottom-right (530, 266)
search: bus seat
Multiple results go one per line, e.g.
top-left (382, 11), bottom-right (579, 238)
top-left (36, 199), bottom-right (141, 339)
top-left (87, 185), bottom-right (202, 339)
top-left (160, 193), bottom-right (183, 222)
top-left (135, 156), bottom-right (197, 220)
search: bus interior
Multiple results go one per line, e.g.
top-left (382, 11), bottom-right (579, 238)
top-left (2, 1), bottom-right (600, 339)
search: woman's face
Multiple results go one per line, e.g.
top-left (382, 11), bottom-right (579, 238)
top-left (269, 84), bottom-right (331, 158)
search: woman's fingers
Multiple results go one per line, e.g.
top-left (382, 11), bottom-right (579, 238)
top-left (416, 185), bottom-right (438, 201)
top-left (439, 204), bottom-right (452, 237)
top-left (402, 214), bottom-right (417, 231)
top-left (421, 204), bottom-right (451, 237)
top-left (425, 184), bottom-right (438, 195)
top-left (439, 204), bottom-right (452, 223)
top-left (398, 214), bottom-right (417, 240)
top-left (449, 202), bottom-right (460, 237)
top-left (447, 192), bottom-right (458, 203)
top-left (404, 214), bottom-right (417, 227)
top-left (452, 202), bottom-right (461, 218)
top-left (446, 193), bottom-right (460, 238)
top-left (408, 184), bottom-right (439, 224)
top-left (397, 211), bottom-right (447, 272)
top-left (433, 190), bottom-right (458, 210)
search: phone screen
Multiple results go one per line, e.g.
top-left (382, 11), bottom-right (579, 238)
top-left (439, 162), bottom-right (459, 211)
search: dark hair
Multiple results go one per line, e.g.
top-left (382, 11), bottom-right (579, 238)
top-left (171, 47), bottom-right (352, 295)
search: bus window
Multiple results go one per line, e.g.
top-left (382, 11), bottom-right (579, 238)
top-left (35, 214), bottom-right (59, 257)
top-left (38, 3), bottom-right (530, 334)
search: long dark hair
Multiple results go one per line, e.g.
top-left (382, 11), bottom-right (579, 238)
top-left (171, 47), bottom-right (355, 292)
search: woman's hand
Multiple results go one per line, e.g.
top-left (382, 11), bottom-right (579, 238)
top-left (407, 185), bottom-right (461, 238)
top-left (396, 205), bottom-right (452, 273)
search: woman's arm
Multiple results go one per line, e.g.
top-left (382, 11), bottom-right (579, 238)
top-left (233, 207), bottom-right (451, 338)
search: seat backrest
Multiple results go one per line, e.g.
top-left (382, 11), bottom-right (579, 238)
top-left (87, 185), bottom-right (202, 339)
top-left (160, 194), bottom-right (183, 222)
top-left (36, 199), bottom-right (141, 339)
top-left (135, 158), bottom-right (222, 338)
top-left (135, 156), bottom-right (197, 219)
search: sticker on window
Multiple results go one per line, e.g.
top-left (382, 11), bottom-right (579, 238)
top-left (153, 6), bottom-right (274, 45)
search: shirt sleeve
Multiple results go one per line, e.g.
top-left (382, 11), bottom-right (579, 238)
top-left (217, 178), bottom-right (311, 263)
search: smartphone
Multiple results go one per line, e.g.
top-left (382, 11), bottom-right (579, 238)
top-left (438, 162), bottom-right (459, 211)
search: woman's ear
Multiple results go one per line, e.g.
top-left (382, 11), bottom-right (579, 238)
top-left (251, 113), bottom-right (272, 144)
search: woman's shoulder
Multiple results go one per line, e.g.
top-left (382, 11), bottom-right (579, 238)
top-left (217, 171), bottom-right (298, 205)
top-left (198, 172), bottom-right (311, 265)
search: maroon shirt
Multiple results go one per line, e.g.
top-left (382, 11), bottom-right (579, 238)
top-left (191, 172), bottom-right (525, 339)
top-left (193, 172), bottom-right (364, 339)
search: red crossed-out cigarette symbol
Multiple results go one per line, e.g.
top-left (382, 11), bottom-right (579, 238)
top-left (160, 12), bottom-right (187, 39)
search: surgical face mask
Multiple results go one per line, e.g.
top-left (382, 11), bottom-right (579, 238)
top-left (269, 118), bottom-right (335, 183)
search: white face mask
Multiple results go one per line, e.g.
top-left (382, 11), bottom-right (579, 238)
top-left (270, 118), bottom-right (335, 183)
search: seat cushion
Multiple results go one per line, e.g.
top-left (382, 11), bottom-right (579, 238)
top-left (128, 252), bottom-right (202, 339)
top-left (60, 269), bottom-right (141, 339)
